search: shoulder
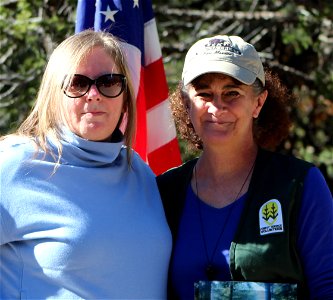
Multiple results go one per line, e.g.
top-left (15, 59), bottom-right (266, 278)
top-left (303, 166), bottom-right (332, 199)
top-left (258, 149), bottom-right (313, 177)
top-left (250, 149), bottom-right (315, 200)
top-left (156, 158), bottom-right (197, 201)
top-left (129, 149), bottom-right (156, 178)
top-left (0, 136), bottom-right (37, 166)
top-left (157, 158), bottom-right (198, 179)
top-left (156, 158), bottom-right (197, 186)
top-left (1, 135), bottom-right (29, 149)
top-left (261, 149), bottom-right (312, 165)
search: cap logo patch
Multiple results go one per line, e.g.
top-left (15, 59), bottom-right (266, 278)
top-left (259, 199), bottom-right (284, 235)
top-left (203, 38), bottom-right (241, 56)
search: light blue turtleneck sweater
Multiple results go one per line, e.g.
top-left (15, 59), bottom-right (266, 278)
top-left (0, 129), bottom-right (172, 299)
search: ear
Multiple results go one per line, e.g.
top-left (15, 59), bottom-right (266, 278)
top-left (253, 90), bottom-right (268, 118)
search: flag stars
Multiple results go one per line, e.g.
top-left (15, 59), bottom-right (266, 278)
top-left (100, 5), bottom-right (118, 23)
top-left (133, 0), bottom-right (139, 8)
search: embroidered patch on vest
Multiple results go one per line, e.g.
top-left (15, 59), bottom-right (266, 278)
top-left (259, 199), bottom-right (284, 235)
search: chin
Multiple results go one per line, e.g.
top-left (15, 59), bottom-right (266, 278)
top-left (80, 124), bottom-right (114, 141)
top-left (87, 135), bottom-right (112, 142)
top-left (79, 131), bottom-right (112, 142)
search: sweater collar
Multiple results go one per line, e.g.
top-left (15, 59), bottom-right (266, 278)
top-left (50, 127), bottom-right (125, 167)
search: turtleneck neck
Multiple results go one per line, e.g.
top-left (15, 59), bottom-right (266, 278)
top-left (47, 127), bottom-right (125, 168)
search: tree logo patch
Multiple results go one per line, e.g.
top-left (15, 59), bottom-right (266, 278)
top-left (259, 199), bottom-right (284, 235)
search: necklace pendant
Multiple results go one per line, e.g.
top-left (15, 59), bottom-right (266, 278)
top-left (206, 264), bottom-right (217, 281)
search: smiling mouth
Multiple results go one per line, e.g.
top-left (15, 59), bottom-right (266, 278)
top-left (209, 120), bottom-right (233, 125)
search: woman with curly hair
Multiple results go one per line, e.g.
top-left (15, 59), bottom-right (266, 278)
top-left (157, 35), bottom-right (333, 299)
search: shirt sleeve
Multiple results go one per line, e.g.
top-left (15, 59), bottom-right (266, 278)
top-left (297, 166), bottom-right (333, 299)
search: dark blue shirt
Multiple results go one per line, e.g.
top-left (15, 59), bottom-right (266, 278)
top-left (170, 167), bottom-right (333, 299)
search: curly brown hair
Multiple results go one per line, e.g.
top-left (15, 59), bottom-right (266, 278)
top-left (169, 68), bottom-right (296, 151)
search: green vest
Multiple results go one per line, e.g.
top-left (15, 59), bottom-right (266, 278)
top-left (157, 149), bottom-right (313, 299)
top-left (230, 149), bottom-right (312, 298)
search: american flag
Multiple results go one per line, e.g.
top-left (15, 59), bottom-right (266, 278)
top-left (75, 0), bottom-right (182, 175)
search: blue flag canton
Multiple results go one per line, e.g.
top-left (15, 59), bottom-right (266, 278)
top-left (75, 0), bottom-right (155, 52)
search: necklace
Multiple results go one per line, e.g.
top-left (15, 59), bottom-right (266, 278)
top-left (194, 161), bottom-right (255, 281)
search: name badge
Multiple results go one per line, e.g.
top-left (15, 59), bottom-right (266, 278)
top-left (195, 281), bottom-right (297, 299)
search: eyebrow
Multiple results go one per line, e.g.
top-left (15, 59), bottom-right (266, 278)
top-left (223, 83), bottom-right (243, 88)
top-left (190, 74), bottom-right (244, 89)
top-left (190, 82), bottom-right (210, 89)
top-left (190, 82), bottom-right (243, 90)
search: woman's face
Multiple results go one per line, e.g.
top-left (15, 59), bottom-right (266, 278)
top-left (187, 73), bottom-right (267, 148)
top-left (62, 46), bottom-right (125, 141)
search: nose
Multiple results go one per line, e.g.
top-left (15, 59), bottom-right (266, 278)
top-left (86, 84), bottom-right (101, 101)
top-left (207, 95), bottom-right (226, 116)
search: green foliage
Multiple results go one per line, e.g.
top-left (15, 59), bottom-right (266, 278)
top-left (282, 25), bottom-right (312, 55)
top-left (0, 0), bottom-right (76, 133)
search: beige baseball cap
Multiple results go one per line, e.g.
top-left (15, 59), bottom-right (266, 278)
top-left (182, 35), bottom-right (265, 86)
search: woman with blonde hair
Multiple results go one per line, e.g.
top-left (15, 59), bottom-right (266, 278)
top-left (0, 30), bottom-right (171, 299)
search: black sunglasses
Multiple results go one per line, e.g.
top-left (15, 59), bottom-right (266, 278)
top-left (63, 73), bottom-right (126, 98)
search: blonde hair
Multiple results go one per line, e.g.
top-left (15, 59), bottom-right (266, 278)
top-left (5, 30), bottom-right (136, 165)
